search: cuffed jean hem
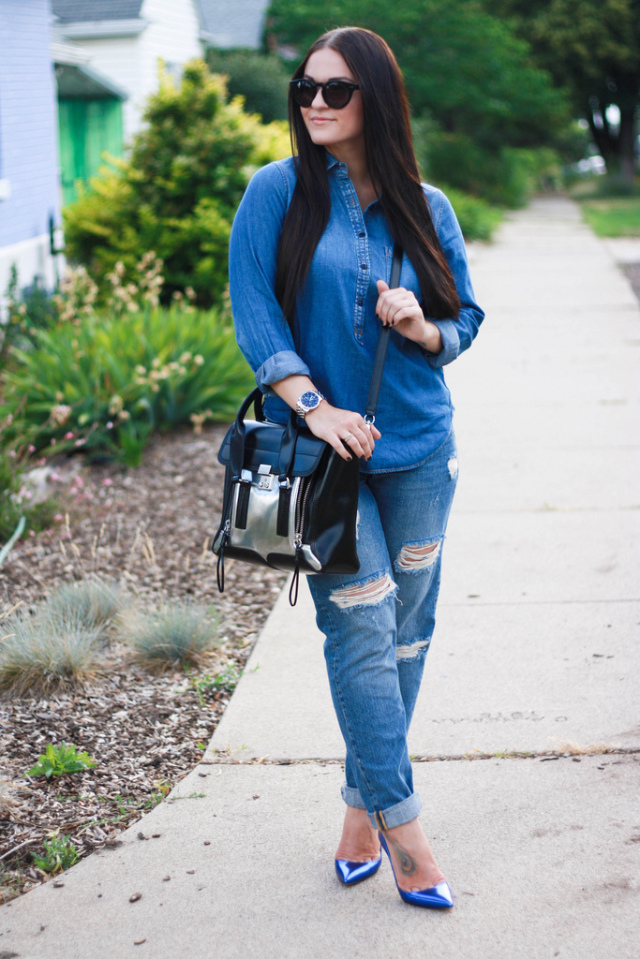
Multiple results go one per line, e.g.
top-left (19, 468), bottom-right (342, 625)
top-left (368, 792), bottom-right (423, 832)
top-left (341, 783), bottom-right (367, 810)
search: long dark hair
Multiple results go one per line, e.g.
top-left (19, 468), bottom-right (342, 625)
top-left (275, 26), bottom-right (460, 330)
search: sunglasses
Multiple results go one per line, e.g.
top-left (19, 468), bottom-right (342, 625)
top-left (290, 77), bottom-right (360, 109)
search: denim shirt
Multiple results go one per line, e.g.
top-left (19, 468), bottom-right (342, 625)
top-left (229, 152), bottom-right (484, 473)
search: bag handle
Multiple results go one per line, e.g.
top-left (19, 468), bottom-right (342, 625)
top-left (228, 386), bottom-right (299, 479)
top-left (365, 242), bottom-right (403, 423)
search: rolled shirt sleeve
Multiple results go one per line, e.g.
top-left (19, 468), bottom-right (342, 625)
top-left (229, 162), bottom-right (311, 391)
top-left (422, 188), bottom-right (485, 369)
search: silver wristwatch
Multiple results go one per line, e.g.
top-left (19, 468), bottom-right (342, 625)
top-left (295, 389), bottom-right (325, 418)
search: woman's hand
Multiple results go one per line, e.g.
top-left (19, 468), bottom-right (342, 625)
top-left (305, 401), bottom-right (381, 462)
top-left (376, 280), bottom-right (443, 354)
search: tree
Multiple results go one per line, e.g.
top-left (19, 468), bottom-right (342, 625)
top-left (205, 49), bottom-right (290, 122)
top-left (63, 60), bottom-right (290, 306)
top-left (266, 0), bottom-right (568, 150)
top-left (490, 0), bottom-right (640, 184)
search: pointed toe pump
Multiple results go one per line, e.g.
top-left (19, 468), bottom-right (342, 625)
top-left (335, 855), bottom-right (382, 886)
top-left (379, 833), bottom-right (454, 909)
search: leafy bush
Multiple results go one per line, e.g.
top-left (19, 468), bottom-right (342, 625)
top-left (32, 831), bottom-right (80, 874)
top-left (120, 602), bottom-right (219, 667)
top-left (0, 301), bottom-right (254, 466)
top-left (27, 742), bottom-right (97, 779)
top-left (0, 607), bottom-right (104, 696)
top-left (421, 132), bottom-right (532, 207)
top-left (1, 266), bottom-right (58, 369)
top-left (63, 59), bottom-right (290, 308)
top-left (411, 118), bottom-right (502, 239)
top-left (205, 49), bottom-right (290, 122)
top-left (438, 187), bottom-right (502, 242)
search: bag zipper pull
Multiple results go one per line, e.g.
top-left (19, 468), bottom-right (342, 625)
top-left (289, 533), bottom-right (302, 606)
top-left (217, 519), bottom-right (231, 593)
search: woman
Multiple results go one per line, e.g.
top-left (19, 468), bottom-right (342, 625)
top-left (229, 27), bottom-right (483, 908)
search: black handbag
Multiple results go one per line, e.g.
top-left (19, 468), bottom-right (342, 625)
top-left (212, 244), bottom-right (403, 605)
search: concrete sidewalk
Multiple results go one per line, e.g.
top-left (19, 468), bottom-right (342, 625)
top-left (3, 197), bottom-right (639, 959)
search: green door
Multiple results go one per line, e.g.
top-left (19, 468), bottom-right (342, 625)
top-left (58, 98), bottom-right (124, 206)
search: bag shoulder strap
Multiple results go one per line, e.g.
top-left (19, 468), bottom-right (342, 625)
top-left (364, 242), bottom-right (403, 422)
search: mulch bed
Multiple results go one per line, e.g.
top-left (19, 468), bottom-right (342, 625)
top-left (0, 424), bottom-right (286, 904)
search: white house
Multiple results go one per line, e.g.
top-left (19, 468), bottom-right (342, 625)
top-left (0, 0), bottom-right (271, 304)
top-left (52, 0), bottom-right (207, 144)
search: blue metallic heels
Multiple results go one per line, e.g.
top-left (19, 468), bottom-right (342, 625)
top-left (335, 854), bottom-right (382, 886)
top-left (379, 833), bottom-right (454, 909)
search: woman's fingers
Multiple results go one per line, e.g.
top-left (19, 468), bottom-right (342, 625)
top-left (305, 404), bottom-right (381, 461)
top-left (375, 279), bottom-right (422, 327)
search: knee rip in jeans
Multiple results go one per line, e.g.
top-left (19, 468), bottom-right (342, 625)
top-left (394, 539), bottom-right (441, 573)
top-left (330, 572), bottom-right (396, 610)
top-left (396, 638), bottom-right (431, 662)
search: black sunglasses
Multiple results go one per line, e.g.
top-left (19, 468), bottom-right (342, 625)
top-left (290, 77), bottom-right (360, 109)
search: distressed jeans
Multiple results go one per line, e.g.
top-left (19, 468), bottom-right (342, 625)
top-left (308, 429), bottom-right (458, 831)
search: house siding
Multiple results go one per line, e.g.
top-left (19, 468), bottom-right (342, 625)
top-left (140, 0), bottom-right (204, 98)
top-left (0, 0), bottom-right (61, 294)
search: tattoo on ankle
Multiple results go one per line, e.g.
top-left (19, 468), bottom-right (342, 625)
top-left (389, 838), bottom-right (417, 876)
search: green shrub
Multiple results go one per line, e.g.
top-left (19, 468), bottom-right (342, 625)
top-left (437, 186), bottom-right (502, 241)
top-left (1, 266), bottom-right (58, 369)
top-left (417, 128), bottom-right (561, 208)
top-left (63, 59), bottom-right (290, 308)
top-left (27, 742), bottom-right (97, 779)
top-left (32, 832), bottom-right (80, 874)
top-left (0, 303), bottom-right (254, 466)
top-left (120, 602), bottom-right (219, 667)
top-left (206, 49), bottom-right (290, 122)
top-left (0, 607), bottom-right (104, 696)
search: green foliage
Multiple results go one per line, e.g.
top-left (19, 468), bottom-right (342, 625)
top-left (413, 111), bottom-right (562, 207)
top-left (426, 133), bottom-right (554, 207)
top-left (185, 663), bottom-right (240, 704)
top-left (1, 266), bottom-right (57, 369)
top-left (0, 303), bottom-right (254, 466)
top-left (63, 59), bottom-right (290, 307)
top-left (0, 606), bottom-right (104, 696)
top-left (490, 0), bottom-right (640, 182)
top-left (31, 831), bottom-right (80, 874)
top-left (439, 187), bottom-right (503, 241)
top-left (27, 742), bottom-right (97, 780)
top-left (206, 49), bottom-right (290, 122)
top-left (120, 602), bottom-right (220, 667)
top-left (266, 0), bottom-right (568, 151)
top-left (579, 197), bottom-right (640, 237)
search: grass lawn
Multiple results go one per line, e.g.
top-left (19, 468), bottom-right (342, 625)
top-left (579, 196), bottom-right (640, 237)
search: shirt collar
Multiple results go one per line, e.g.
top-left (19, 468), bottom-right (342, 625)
top-left (325, 150), bottom-right (347, 173)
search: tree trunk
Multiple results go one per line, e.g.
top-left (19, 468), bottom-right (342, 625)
top-left (618, 107), bottom-right (637, 185)
top-left (587, 104), bottom-right (637, 185)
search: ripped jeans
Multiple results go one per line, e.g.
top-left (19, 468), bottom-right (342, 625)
top-left (308, 429), bottom-right (458, 831)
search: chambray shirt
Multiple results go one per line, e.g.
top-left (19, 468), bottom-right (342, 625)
top-left (229, 152), bottom-right (484, 473)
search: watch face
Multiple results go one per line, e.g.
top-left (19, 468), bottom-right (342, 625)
top-left (300, 391), bottom-right (320, 410)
